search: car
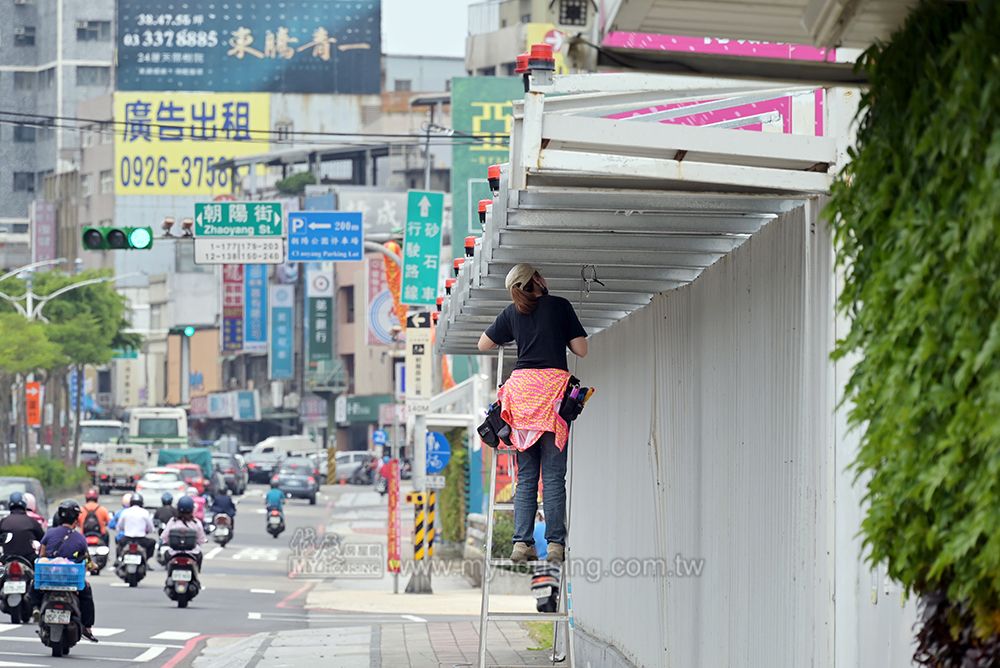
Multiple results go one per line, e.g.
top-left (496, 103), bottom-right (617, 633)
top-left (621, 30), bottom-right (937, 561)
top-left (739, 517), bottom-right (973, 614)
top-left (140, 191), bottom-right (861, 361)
top-left (250, 435), bottom-right (321, 458)
top-left (211, 452), bottom-right (249, 495)
top-left (134, 468), bottom-right (189, 504)
top-left (0, 477), bottom-right (47, 519)
top-left (334, 451), bottom-right (372, 483)
top-left (245, 451), bottom-right (284, 484)
top-left (166, 463), bottom-right (207, 495)
top-left (306, 451), bottom-right (331, 484)
top-left (271, 458), bottom-right (319, 505)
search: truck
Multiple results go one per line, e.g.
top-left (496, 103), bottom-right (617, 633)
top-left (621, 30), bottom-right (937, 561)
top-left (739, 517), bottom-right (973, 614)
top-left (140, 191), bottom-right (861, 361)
top-left (78, 419), bottom-right (126, 480)
top-left (94, 408), bottom-right (189, 494)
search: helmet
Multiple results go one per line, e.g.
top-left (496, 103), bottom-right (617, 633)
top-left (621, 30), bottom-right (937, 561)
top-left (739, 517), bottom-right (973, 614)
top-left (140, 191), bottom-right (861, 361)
top-left (161, 492), bottom-right (174, 506)
top-left (8, 492), bottom-right (26, 511)
top-left (23, 492), bottom-right (36, 512)
top-left (129, 492), bottom-right (144, 507)
top-left (177, 496), bottom-right (195, 514)
top-left (85, 488), bottom-right (99, 502)
top-left (270, 479), bottom-right (279, 488)
top-left (56, 500), bottom-right (81, 526)
top-left (121, 493), bottom-right (132, 508)
top-left (186, 486), bottom-right (198, 497)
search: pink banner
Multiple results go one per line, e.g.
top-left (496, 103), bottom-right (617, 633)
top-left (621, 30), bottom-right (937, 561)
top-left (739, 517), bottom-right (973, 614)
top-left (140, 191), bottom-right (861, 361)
top-left (603, 32), bottom-right (836, 62)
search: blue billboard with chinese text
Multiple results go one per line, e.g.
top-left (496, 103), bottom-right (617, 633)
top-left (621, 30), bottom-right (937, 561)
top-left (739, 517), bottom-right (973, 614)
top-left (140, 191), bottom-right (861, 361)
top-left (116, 0), bottom-right (381, 94)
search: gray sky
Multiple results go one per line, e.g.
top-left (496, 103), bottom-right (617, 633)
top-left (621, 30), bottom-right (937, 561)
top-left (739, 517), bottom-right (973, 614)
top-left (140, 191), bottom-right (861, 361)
top-left (382, 0), bottom-right (477, 57)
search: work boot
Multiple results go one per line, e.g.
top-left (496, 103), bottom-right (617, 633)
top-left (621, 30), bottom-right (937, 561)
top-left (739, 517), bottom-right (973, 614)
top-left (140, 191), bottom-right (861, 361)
top-left (510, 542), bottom-right (537, 564)
top-left (547, 543), bottom-right (565, 564)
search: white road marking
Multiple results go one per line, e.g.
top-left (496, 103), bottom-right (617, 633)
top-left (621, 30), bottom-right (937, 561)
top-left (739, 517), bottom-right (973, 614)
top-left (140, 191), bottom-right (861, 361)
top-left (204, 546), bottom-right (223, 560)
top-left (247, 612), bottom-right (262, 620)
top-left (0, 660), bottom-right (49, 667)
top-left (0, 624), bottom-right (21, 634)
top-left (110, 582), bottom-right (130, 588)
top-left (250, 588), bottom-right (276, 594)
top-left (151, 631), bottom-right (200, 641)
top-left (133, 647), bottom-right (166, 662)
top-left (231, 547), bottom-right (281, 561)
top-left (91, 627), bottom-right (126, 637)
top-left (401, 614), bottom-right (427, 623)
top-left (0, 636), bottom-right (183, 649)
top-left (254, 508), bottom-right (266, 514)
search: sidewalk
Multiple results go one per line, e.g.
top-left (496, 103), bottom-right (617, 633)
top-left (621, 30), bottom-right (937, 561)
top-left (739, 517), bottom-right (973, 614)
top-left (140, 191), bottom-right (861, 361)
top-left (194, 621), bottom-right (555, 668)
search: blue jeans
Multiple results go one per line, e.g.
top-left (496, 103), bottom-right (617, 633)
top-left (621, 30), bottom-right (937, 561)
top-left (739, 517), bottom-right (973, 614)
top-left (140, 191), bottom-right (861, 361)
top-left (512, 432), bottom-right (567, 546)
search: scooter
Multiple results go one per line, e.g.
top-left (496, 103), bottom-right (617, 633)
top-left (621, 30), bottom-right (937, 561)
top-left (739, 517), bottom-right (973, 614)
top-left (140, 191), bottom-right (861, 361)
top-left (84, 533), bottom-right (110, 575)
top-left (34, 561), bottom-right (84, 658)
top-left (0, 554), bottom-right (34, 624)
top-left (375, 471), bottom-right (388, 496)
top-left (265, 509), bottom-right (285, 538)
top-left (115, 540), bottom-right (147, 587)
top-left (212, 513), bottom-right (233, 547)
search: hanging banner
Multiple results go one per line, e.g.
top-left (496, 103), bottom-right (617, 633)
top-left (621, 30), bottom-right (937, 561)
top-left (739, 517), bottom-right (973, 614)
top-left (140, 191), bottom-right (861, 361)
top-left (386, 458), bottom-right (401, 574)
top-left (221, 264), bottom-right (244, 353)
top-left (268, 284), bottom-right (295, 380)
top-left (25, 382), bottom-right (42, 428)
top-left (243, 264), bottom-right (268, 353)
top-left (366, 256), bottom-right (397, 345)
top-left (306, 263), bottom-right (333, 363)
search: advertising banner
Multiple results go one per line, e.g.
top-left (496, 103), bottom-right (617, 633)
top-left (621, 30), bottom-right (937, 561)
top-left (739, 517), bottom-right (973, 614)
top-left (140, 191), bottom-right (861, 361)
top-left (116, 0), bottom-right (381, 94)
top-left (221, 264), bottom-right (244, 353)
top-left (366, 256), bottom-right (397, 345)
top-left (386, 458), bottom-right (401, 574)
top-left (114, 91), bottom-right (270, 195)
top-left (243, 265), bottom-right (268, 353)
top-left (29, 201), bottom-right (56, 263)
top-left (449, 77), bottom-right (523, 257)
top-left (268, 284), bottom-right (295, 380)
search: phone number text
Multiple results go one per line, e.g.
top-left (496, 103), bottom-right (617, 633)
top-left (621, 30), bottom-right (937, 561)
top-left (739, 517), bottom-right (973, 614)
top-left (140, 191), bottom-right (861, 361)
top-left (118, 156), bottom-right (230, 190)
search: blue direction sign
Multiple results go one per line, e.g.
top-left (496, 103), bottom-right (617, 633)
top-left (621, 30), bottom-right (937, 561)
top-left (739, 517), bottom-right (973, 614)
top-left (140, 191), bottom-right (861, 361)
top-left (373, 429), bottom-right (388, 447)
top-left (425, 431), bottom-right (451, 474)
top-left (288, 211), bottom-right (364, 262)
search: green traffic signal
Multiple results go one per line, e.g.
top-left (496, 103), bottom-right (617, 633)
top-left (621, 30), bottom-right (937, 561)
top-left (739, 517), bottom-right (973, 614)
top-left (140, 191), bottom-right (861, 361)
top-left (183, 326), bottom-right (196, 337)
top-left (81, 226), bottom-right (154, 251)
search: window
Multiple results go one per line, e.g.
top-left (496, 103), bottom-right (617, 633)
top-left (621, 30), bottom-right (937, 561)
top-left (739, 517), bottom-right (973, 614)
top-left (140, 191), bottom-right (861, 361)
top-left (13, 125), bottom-right (36, 142)
top-left (275, 121), bottom-right (293, 142)
top-left (76, 65), bottom-right (110, 87)
top-left (393, 79), bottom-right (412, 92)
top-left (100, 122), bottom-right (113, 144)
top-left (14, 26), bottom-right (36, 47)
top-left (558, 0), bottom-right (588, 26)
top-left (340, 286), bottom-right (355, 323)
top-left (503, 62), bottom-right (517, 76)
top-left (80, 174), bottom-right (92, 197)
top-left (99, 169), bottom-right (113, 194)
top-left (13, 71), bottom-right (35, 91)
top-left (38, 68), bottom-right (55, 88)
top-left (76, 20), bottom-right (111, 41)
top-left (13, 172), bottom-right (34, 192)
top-left (82, 124), bottom-right (98, 147)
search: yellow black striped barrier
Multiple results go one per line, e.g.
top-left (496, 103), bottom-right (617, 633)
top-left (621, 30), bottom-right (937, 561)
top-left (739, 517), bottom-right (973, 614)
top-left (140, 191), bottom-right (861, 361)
top-left (413, 499), bottom-right (426, 561)
top-left (427, 491), bottom-right (436, 558)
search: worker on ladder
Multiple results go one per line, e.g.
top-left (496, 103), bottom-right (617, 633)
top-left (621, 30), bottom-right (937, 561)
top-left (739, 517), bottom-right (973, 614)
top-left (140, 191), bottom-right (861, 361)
top-left (477, 263), bottom-right (588, 564)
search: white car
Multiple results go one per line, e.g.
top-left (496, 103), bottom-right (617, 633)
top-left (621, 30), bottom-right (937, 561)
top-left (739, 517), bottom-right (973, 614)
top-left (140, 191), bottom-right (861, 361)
top-left (134, 467), bottom-right (189, 505)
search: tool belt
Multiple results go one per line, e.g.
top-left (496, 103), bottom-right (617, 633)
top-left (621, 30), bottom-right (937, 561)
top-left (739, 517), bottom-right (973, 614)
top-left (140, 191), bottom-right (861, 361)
top-left (558, 375), bottom-right (593, 424)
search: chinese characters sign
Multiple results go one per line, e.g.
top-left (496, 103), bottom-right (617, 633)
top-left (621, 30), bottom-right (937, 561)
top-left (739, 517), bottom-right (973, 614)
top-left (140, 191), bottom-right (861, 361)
top-left (306, 264), bottom-right (334, 364)
top-left (269, 284), bottom-right (295, 380)
top-left (195, 202), bottom-right (283, 237)
top-left (116, 0), bottom-right (381, 94)
top-left (367, 256), bottom-right (399, 345)
top-left (449, 77), bottom-right (523, 257)
top-left (243, 265), bottom-right (268, 353)
top-left (221, 264), bottom-right (244, 353)
top-left (404, 312), bottom-right (433, 414)
top-left (114, 92), bottom-right (269, 195)
top-left (288, 211), bottom-right (364, 262)
top-left (401, 191), bottom-right (445, 306)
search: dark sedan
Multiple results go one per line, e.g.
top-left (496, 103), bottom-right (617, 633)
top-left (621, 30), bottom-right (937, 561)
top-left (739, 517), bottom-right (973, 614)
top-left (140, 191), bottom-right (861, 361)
top-left (271, 458), bottom-right (319, 505)
top-left (245, 452), bottom-right (283, 484)
top-left (212, 452), bottom-right (249, 495)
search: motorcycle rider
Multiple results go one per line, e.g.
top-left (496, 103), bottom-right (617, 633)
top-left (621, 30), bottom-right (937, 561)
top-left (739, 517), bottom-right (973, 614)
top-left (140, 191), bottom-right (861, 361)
top-left (154, 494), bottom-right (177, 527)
top-left (37, 500), bottom-right (98, 643)
top-left (0, 492), bottom-right (45, 563)
top-left (78, 488), bottom-right (110, 545)
top-left (208, 487), bottom-right (237, 529)
top-left (265, 480), bottom-right (285, 513)
top-left (107, 493), bottom-right (132, 555)
top-left (160, 496), bottom-right (207, 569)
top-left (187, 487), bottom-right (207, 525)
top-left (115, 493), bottom-right (155, 563)
top-left (23, 493), bottom-right (47, 530)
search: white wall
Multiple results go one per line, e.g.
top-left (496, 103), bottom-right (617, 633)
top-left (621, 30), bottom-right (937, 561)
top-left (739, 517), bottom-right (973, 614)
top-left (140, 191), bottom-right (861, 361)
top-left (569, 199), bottom-right (916, 667)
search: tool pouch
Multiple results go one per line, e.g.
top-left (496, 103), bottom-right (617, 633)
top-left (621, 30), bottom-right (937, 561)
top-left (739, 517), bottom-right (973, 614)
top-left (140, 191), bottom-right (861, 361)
top-left (478, 401), bottom-right (512, 449)
top-left (558, 376), bottom-right (587, 424)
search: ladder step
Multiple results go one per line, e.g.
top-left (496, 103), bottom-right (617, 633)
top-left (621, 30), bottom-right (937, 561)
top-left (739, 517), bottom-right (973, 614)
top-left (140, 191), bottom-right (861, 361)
top-left (485, 612), bottom-right (569, 622)
top-left (489, 559), bottom-right (559, 568)
top-left (492, 503), bottom-right (515, 512)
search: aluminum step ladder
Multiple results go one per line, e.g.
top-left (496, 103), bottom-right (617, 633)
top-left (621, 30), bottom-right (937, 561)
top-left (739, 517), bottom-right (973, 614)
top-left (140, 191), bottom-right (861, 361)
top-left (477, 347), bottom-right (576, 668)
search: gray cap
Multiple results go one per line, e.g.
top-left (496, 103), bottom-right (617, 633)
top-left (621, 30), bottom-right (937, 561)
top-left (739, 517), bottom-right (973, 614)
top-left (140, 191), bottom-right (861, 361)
top-left (505, 263), bottom-right (536, 291)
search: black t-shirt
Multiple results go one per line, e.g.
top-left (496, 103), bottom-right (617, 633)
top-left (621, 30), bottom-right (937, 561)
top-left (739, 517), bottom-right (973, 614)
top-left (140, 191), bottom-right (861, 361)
top-left (485, 295), bottom-right (587, 371)
top-left (0, 510), bottom-right (45, 560)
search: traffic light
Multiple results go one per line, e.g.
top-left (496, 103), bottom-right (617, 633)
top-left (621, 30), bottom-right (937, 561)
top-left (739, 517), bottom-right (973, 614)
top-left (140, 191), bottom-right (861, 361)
top-left (182, 326), bottom-right (195, 337)
top-left (81, 226), bottom-right (154, 251)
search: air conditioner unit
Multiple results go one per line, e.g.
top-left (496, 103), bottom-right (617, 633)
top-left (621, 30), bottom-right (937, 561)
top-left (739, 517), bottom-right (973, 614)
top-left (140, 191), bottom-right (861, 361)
top-left (14, 26), bottom-right (26, 35)
top-left (76, 20), bottom-right (89, 29)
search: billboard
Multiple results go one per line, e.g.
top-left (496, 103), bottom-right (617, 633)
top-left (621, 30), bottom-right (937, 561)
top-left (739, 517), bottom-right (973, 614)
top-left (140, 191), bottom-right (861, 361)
top-left (114, 92), bottom-right (269, 196)
top-left (449, 77), bottom-right (523, 258)
top-left (116, 0), bottom-right (381, 94)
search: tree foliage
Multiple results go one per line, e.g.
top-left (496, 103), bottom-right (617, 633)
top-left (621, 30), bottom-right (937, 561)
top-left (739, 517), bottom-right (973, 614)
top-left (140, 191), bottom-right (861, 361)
top-left (827, 0), bottom-right (1000, 653)
top-left (0, 313), bottom-right (63, 374)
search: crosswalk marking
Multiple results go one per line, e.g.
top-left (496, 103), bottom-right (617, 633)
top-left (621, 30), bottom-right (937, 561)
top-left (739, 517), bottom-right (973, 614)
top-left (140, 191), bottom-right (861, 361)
top-left (247, 612), bottom-right (262, 620)
top-left (133, 647), bottom-right (166, 662)
top-left (231, 547), bottom-right (281, 561)
top-left (0, 624), bottom-right (21, 634)
top-left (91, 627), bottom-right (126, 637)
top-left (0, 660), bottom-right (49, 667)
top-left (151, 631), bottom-right (200, 641)
top-left (250, 588), bottom-right (276, 594)
top-left (204, 546), bottom-right (223, 560)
